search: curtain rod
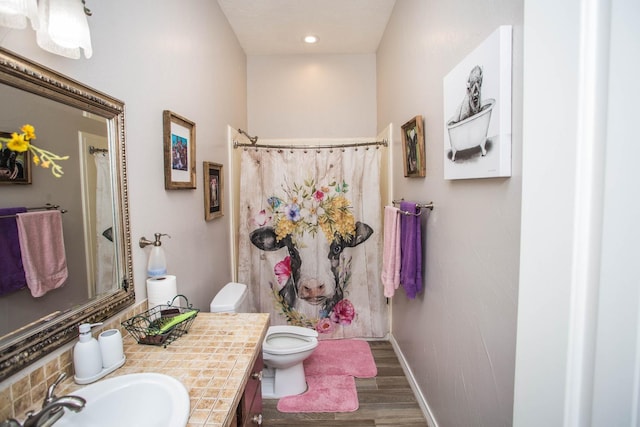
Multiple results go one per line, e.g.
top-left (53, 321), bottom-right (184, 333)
top-left (233, 139), bottom-right (388, 150)
top-left (237, 129), bottom-right (258, 144)
top-left (89, 145), bottom-right (108, 154)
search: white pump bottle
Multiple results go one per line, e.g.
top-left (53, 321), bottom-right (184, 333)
top-left (73, 323), bottom-right (103, 380)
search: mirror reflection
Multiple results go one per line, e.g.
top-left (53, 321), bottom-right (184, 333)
top-left (0, 47), bottom-right (134, 381)
top-left (0, 84), bottom-right (118, 338)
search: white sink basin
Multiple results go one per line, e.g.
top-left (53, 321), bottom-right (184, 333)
top-left (56, 373), bottom-right (190, 427)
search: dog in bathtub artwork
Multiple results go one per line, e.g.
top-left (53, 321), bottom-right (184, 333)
top-left (443, 25), bottom-right (512, 179)
top-left (248, 179), bottom-right (373, 335)
top-left (446, 65), bottom-right (495, 162)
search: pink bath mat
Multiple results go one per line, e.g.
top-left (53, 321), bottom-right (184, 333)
top-left (304, 339), bottom-right (377, 378)
top-left (277, 375), bottom-right (358, 413)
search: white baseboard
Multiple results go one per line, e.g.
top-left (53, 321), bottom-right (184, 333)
top-left (389, 334), bottom-right (439, 427)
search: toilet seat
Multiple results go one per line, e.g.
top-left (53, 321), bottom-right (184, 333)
top-left (263, 325), bottom-right (318, 355)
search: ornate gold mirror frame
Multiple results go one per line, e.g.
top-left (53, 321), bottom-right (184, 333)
top-left (0, 48), bottom-right (135, 381)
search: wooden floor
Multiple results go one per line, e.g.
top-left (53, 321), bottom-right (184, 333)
top-left (262, 340), bottom-right (428, 426)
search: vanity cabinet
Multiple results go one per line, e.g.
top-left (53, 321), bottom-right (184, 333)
top-left (236, 351), bottom-right (263, 426)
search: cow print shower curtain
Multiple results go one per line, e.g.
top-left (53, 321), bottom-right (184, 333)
top-left (237, 145), bottom-right (388, 339)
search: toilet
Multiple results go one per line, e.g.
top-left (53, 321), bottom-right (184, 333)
top-left (261, 325), bottom-right (318, 398)
top-left (210, 282), bottom-right (319, 399)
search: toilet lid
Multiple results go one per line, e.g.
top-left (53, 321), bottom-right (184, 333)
top-left (210, 282), bottom-right (247, 312)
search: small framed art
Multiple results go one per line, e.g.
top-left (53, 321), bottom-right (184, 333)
top-left (401, 115), bottom-right (426, 178)
top-left (0, 131), bottom-right (32, 184)
top-left (163, 110), bottom-right (196, 189)
top-left (203, 161), bottom-right (223, 220)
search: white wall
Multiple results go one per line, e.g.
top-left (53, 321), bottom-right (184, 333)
top-left (591, 1), bottom-right (640, 423)
top-left (377, 1), bottom-right (523, 426)
top-left (247, 54), bottom-right (377, 138)
top-left (0, 0), bottom-right (247, 312)
top-left (514, 0), bottom-right (582, 423)
top-left (514, 0), bottom-right (640, 425)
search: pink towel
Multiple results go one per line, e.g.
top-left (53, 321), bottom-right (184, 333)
top-left (381, 206), bottom-right (401, 297)
top-left (16, 211), bottom-right (68, 297)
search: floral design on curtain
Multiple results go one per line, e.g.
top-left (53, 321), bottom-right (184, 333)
top-left (238, 146), bottom-right (388, 339)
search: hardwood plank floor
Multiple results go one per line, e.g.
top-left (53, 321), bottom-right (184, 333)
top-left (262, 340), bottom-right (428, 426)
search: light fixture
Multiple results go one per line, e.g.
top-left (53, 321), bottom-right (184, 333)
top-left (36, 0), bottom-right (92, 59)
top-left (303, 35), bottom-right (319, 44)
top-left (0, 0), bottom-right (39, 30)
top-left (0, 0), bottom-right (93, 59)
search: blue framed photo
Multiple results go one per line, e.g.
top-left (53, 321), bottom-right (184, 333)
top-left (163, 110), bottom-right (196, 189)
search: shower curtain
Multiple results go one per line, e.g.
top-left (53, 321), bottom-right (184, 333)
top-left (94, 153), bottom-right (114, 295)
top-left (237, 145), bottom-right (388, 339)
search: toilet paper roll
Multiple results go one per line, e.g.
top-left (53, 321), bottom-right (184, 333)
top-left (146, 275), bottom-right (178, 308)
top-left (98, 329), bottom-right (124, 368)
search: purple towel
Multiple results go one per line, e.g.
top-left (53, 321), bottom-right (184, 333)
top-left (0, 207), bottom-right (28, 296)
top-left (399, 201), bottom-right (422, 299)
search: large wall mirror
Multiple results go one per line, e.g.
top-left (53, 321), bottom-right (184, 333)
top-left (0, 48), bottom-right (134, 381)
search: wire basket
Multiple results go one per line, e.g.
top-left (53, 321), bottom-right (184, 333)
top-left (122, 295), bottom-right (200, 347)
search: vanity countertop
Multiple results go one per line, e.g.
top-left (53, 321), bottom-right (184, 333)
top-left (62, 312), bottom-right (269, 427)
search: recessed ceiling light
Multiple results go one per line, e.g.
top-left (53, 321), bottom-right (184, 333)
top-left (303, 35), bottom-right (319, 44)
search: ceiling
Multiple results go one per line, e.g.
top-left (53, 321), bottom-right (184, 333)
top-left (216, 0), bottom-right (397, 55)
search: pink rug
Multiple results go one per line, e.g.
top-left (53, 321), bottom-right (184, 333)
top-left (277, 339), bottom-right (377, 413)
top-left (277, 375), bottom-right (358, 413)
top-left (304, 339), bottom-right (377, 378)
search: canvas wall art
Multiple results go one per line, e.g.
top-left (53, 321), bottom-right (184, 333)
top-left (443, 25), bottom-right (512, 180)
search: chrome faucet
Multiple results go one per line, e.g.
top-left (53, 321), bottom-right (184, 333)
top-left (1, 373), bottom-right (86, 427)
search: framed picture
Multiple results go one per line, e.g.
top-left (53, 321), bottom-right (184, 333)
top-left (163, 110), bottom-right (196, 189)
top-left (443, 25), bottom-right (512, 180)
top-left (203, 161), bottom-right (223, 220)
top-left (0, 131), bottom-right (32, 185)
top-left (401, 116), bottom-right (426, 178)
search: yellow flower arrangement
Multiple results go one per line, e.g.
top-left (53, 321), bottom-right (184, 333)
top-left (0, 124), bottom-right (69, 178)
top-left (267, 178), bottom-right (357, 244)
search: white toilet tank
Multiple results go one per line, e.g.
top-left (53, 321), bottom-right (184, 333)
top-left (210, 282), bottom-right (248, 313)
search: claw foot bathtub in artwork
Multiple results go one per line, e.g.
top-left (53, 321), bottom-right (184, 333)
top-left (446, 98), bottom-right (495, 161)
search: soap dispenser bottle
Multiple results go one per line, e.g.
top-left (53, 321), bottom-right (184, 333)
top-left (147, 233), bottom-right (168, 277)
top-left (73, 323), bottom-right (103, 381)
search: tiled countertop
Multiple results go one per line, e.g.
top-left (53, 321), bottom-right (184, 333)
top-left (61, 312), bottom-right (269, 427)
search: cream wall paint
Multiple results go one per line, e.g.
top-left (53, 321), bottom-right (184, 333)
top-left (247, 54), bottom-right (377, 138)
top-left (377, 1), bottom-right (523, 426)
top-left (0, 0), bottom-right (247, 313)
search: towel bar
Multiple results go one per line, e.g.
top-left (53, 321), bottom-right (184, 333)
top-left (391, 199), bottom-right (433, 216)
top-left (0, 203), bottom-right (67, 219)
